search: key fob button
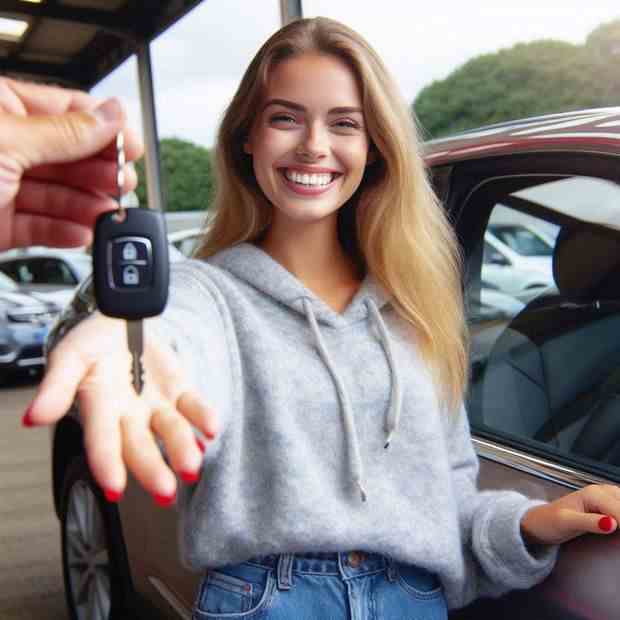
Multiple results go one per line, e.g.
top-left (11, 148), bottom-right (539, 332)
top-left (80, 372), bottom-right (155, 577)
top-left (111, 237), bottom-right (151, 266)
top-left (112, 263), bottom-right (152, 289)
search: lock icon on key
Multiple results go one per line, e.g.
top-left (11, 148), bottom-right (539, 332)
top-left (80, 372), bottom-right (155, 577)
top-left (122, 265), bottom-right (140, 286)
top-left (122, 242), bottom-right (138, 261)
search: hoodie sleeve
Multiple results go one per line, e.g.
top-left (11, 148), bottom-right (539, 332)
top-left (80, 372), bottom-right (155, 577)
top-left (145, 260), bottom-right (238, 502)
top-left (445, 403), bottom-right (559, 609)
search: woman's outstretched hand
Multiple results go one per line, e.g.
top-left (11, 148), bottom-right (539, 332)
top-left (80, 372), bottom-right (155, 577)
top-left (21, 313), bottom-right (218, 506)
top-left (521, 484), bottom-right (620, 546)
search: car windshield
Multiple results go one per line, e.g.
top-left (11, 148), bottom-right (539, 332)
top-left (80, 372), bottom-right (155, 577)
top-left (68, 254), bottom-right (93, 280)
top-left (0, 271), bottom-right (18, 291)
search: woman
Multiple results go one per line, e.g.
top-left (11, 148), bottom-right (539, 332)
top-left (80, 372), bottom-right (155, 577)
top-left (24, 17), bottom-right (620, 619)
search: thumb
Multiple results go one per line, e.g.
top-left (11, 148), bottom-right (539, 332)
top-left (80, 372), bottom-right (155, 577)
top-left (2, 97), bottom-right (125, 170)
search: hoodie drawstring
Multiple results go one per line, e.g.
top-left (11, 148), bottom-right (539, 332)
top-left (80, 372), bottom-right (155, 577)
top-left (365, 298), bottom-right (403, 449)
top-left (301, 297), bottom-right (402, 503)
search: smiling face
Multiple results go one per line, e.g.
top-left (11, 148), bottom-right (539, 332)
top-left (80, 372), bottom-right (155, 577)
top-left (244, 52), bottom-right (372, 231)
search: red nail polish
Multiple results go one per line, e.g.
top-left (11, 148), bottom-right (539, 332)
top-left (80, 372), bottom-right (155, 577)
top-left (599, 516), bottom-right (614, 532)
top-left (21, 405), bottom-right (35, 427)
top-left (180, 470), bottom-right (200, 484)
top-left (195, 437), bottom-right (206, 453)
top-left (104, 488), bottom-right (123, 503)
top-left (153, 491), bottom-right (176, 507)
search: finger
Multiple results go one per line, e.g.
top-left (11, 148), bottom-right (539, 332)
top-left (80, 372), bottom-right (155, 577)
top-left (141, 334), bottom-right (219, 440)
top-left (24, 334), bottom-right (92, 426)
top-left (177, 391), bottom-right (219, 440)
top-left (79, 379), bottom-right (128, 497)
top-left (13, 178), bottom-right (116, 248)
top-left (25, 158), bottom-right (138, 195)
top-left (12, 214), bottom-right (97, 248)
top-left (560, 508), bottom-right (618, 536)
top-left (3, 77), bottom-right (97, 116)
top-left (121, 412), bottom-right (178, 504)
top-left (0, 78), bottom-right (27, 115)
top-left (0, 98), bottom-right (125, 170)
top-left (150, 403), bottom-right (204, 483)
top-left (16, 178), bottom-right (116, 220)
top-left (22, 314), bottom-right (125, 425)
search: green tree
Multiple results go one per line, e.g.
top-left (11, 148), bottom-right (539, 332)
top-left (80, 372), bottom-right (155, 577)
top-left (414, 20), bottom-right (620, 139)
top-left (135, 137), bottom-right (215, 212)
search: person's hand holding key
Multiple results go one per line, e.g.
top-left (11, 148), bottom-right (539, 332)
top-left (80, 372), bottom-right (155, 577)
top-left (21, 134), bottom-right (218, 507)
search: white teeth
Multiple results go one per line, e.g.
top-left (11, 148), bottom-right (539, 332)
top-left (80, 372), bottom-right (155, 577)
top-left (284, 169), bottom-right (334, 186)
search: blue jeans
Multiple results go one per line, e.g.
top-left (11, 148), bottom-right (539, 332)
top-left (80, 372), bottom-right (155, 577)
top-left (192, 551), bottom-right (448, 620)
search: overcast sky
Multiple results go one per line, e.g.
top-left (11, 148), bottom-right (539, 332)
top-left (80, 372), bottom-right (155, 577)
top-left (92, 0), bottom-right (620, 148)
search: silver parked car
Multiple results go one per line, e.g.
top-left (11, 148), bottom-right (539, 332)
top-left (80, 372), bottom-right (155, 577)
top-left (0, 249), bottom-right (93, 307)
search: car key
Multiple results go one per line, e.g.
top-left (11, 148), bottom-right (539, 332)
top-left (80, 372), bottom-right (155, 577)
top-left (92, 133), bottom-right (170, 394)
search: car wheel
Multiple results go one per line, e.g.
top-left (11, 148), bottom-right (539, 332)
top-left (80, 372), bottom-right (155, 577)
top-left (60, 455), bottom-right (134, 620)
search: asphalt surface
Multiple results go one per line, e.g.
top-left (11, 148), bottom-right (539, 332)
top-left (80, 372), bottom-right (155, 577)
top-left (0, 372), bottom-right (68, 620)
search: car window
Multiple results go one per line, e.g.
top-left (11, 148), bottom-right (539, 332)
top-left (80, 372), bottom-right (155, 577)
top-left (2, 257), bottom-right (78, 286)
top-left (489, 224), bottom-right (554, 257)
top-left (465, 174), bottom-right (620, 479)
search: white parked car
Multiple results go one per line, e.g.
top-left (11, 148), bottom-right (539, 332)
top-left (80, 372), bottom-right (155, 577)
top-left (481, 232), bottom-right (554, 302)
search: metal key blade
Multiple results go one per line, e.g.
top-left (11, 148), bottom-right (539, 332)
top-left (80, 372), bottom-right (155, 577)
top-left (126, 319), bottom-right (144, 394)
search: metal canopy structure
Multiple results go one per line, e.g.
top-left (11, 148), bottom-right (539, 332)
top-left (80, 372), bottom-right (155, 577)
top-left (0, 0), bottom-right (204, 90)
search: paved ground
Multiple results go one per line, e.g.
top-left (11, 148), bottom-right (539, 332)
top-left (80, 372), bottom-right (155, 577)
top-left (0, 373), bottom-right (68, 620)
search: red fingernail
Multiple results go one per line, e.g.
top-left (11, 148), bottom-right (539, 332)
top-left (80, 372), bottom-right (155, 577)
top-left (195, 437), bottom-right (206, 453)
top-left (21, 405), bottom-right (35, 427)
top-left (180, 470), bottom-right (200, 484)
top-left (104, 488), bottom-right (123, 503)
top-left (599, 516), bottom-right (614, 532)
top-left (153, 491), bottom-right (176, 507)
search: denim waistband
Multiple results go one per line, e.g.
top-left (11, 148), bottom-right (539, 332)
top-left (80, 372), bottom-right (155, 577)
top-left (244, 551), bottom-right (397, 589)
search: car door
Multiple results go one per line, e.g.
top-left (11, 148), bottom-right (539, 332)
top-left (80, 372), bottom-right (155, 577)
top-left (446, 152), bottom-right (620, 620)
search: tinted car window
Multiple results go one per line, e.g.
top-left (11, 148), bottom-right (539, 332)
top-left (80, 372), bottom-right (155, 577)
top-left (1, 258), bottom-right (79, 286)
top-left (489, 224), bottom-right (554, 256)
top-left (466, 175), bottom-right (620, 477)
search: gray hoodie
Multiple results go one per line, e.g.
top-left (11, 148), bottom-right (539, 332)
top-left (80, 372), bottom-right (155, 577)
top-left (150, 241), bottom-right (558, 609)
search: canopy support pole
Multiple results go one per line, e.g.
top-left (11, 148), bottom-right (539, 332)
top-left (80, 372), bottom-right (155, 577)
top-left (136, 42), bottom-right (165, 212)
top-left (279, 0), bottom-right (303, 25)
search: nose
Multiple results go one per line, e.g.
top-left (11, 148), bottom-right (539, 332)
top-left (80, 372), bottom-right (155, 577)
top-left (296, 122), bottom-right (328, 160)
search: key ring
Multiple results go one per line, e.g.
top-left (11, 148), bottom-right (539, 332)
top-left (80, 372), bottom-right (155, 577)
top-left (114, 132), bottom-right (127, 222)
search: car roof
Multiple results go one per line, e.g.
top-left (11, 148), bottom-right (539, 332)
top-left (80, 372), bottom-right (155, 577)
top-left (0, 0), bottom-right (203, 89)
top-left (423, 107), bottom-right (620, 166)
top-left (0, 248), bottom-right (90, 262)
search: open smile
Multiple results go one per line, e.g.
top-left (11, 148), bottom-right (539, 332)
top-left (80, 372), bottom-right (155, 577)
top-left (278, 168), bottom-right (342, 196)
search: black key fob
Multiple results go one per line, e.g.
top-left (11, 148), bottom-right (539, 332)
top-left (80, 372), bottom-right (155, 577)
top-left (92, 208), bottom-right (169, 320)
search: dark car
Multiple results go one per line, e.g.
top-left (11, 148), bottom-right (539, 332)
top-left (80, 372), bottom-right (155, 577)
top-left (0, 272), bottom-right (62, 380)
top-left (44, 107), bottom-right (620, 620)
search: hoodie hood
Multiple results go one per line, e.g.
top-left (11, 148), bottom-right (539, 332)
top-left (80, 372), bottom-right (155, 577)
top-left (210, 242), bottom-right (403, 502)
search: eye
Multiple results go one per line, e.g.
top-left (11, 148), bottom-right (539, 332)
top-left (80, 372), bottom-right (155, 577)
top-left (333, 119), bottom-right (361, 130)
top-left (270, 114), bottom-right (297, 125)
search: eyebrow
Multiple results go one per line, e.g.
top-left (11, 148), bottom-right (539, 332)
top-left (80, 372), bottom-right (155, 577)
top-left (262, 98), bottom-right (363, 115)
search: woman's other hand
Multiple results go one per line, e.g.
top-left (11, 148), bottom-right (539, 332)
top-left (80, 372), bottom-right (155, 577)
top-left (521, 484), bottom-right (620, 546)
top-left (0, 77), bottom-right (143, 250)
top-left (21, 313), bottom-right (218, 506)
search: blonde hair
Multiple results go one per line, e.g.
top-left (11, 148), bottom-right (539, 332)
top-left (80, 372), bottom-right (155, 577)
top-left (195, 17), bottom-right (468, 413)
